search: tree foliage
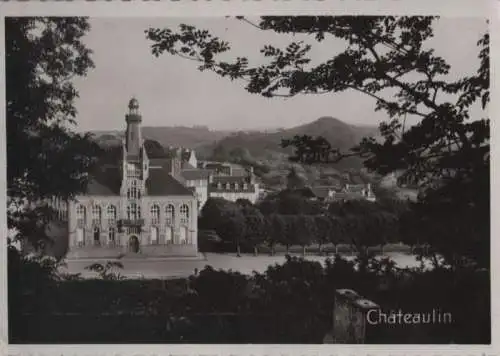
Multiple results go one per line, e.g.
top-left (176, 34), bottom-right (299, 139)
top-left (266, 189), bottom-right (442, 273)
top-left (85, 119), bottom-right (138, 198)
top-left (265, 214), bottom-right (287, 254)
top-left (257, 189), bottom-right (323, 215)
top-left (240, 205), bottom-right (267, 253)
top-left (6, 17), bottom-right (100, 246)
top-left (10, 248), bottom-right (490, 344)
top-left (147, 16), bottom-right (489, 268)
top-left (85, 261), bottom-right (126, 281)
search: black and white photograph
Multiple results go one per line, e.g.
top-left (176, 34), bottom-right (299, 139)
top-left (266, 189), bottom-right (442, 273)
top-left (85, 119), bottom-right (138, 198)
top-left (3, 7), bottom-right (492, 346)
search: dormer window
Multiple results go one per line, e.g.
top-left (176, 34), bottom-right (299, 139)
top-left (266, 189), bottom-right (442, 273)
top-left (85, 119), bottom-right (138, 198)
top-left (217, 182), bottom-right (222, 189)
top-left (226, 183), bottom-right (231, 190)
top-left (234, 183), bottom-right (239, 190)
top-left (243, 183), bottom-right (248, 190)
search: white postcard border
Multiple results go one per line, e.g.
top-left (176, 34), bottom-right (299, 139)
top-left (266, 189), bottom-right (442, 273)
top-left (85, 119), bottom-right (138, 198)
top-left (0, 0), bottom-right (497, 355)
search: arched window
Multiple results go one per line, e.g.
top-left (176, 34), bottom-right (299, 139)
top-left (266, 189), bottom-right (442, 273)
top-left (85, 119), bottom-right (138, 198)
top-left (226, 183), bottom-right (230, 190)
top-left (127, 180), bottom-right (140, 199)
top-left (180, 204), bottom-right (189, 225)
top-left (108, 227), bottom-right (116, 245)
top-left (107, 205), bottom-right (117, 225)
top-left (165, 204), bottom-right (175, 225)
top-left (93, 226), bottom-right (100, 245)
top-left (234, 183), bottom-right (239, 191)
top-left (151, 204), bottom-right (160, 225)
top-left (127, 203), bottom-right (139, 221)
top-left (76, 205), bottom-right (86, 226)
top-left (92, 205), bottom-right (102, 226)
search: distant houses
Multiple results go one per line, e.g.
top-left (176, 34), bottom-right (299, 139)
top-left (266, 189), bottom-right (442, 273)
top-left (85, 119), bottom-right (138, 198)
top-left (198, 161), bottom-right (260, 204)
top-left (310, 183), bottom-right (376, 203)
top-left (284, 166), bottom-right (376, 203)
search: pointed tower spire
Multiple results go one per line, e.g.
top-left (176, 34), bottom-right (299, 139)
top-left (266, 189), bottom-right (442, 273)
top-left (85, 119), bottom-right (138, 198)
top-left (125, 97), bottom-right (142, 161)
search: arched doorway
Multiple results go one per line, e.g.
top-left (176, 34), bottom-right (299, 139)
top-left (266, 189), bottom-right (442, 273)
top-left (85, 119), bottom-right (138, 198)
top-left (128, 235), bottom-right (140, 253)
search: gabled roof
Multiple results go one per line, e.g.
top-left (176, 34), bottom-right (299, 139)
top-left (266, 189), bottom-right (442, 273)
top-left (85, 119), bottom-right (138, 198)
top-left (146, 167), bottom-right (194, 196)
top-left (149, 158), bottom-right (171, 169)
top-left (85, 146), bottom-right (198, 197)
top-left (181, 169), bottom-right (211, 181)
top-left (203, 162), bottom-right (231, 169)
top-left (86, 165), bottom-right (121, 196)
top-left (151, 157), bottom-right (210, 182)
top-left (86, 180), bottom-right (118, 196)
top-left (172, 173), bottom-right (186, 185)
top-left (213, 176), bottom-right (250, 184)
top-left (231, 168), bottom-right (248, 177)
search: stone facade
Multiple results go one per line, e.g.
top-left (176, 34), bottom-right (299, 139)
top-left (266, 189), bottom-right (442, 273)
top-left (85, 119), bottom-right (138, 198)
top-left (208, 168), bottom-right (260, 204)
top-left (67, 195), bottom-right (197, 254)
top-left (65, 98), bottom-right (199, 258)
top-left (327, 289), bottom-right (379, 344)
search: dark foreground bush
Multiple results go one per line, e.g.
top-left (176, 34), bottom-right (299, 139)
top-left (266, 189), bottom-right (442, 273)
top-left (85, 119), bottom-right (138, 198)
top-left (8, 248), bottom-right (490, 344)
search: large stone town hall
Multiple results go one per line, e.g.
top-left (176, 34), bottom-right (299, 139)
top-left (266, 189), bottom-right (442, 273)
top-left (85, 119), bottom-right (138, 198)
top-left (65, 98), bottom-right (200, 258)
top-left (32, 98), bottom-right (260, 259)
top-left (39, 98), bottom-right (214, 259)
top-left (15, 98), bottom-right (261, 259)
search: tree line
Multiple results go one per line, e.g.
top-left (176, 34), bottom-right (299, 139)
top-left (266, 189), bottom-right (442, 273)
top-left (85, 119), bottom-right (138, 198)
top-left (199, 190), bottom-right (410, 257)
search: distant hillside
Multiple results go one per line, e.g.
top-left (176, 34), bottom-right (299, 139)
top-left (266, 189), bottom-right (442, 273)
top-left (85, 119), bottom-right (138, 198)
top-left (90, 117), bottom-right (381, 169)
top-left (202, 117), bottom-right (380, 169)
top-left (91, 126), bottom-right (231, 153)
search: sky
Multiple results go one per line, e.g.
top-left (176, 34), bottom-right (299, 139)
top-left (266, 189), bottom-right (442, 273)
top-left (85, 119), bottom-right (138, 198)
top-left (72, 17), bottom-right (488, 132)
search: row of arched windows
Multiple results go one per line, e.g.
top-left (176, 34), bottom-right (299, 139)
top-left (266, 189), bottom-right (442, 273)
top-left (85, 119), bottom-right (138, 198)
top-left (76, 205), bottom-right (117, 226)
top-left (150, 204), bottom-right (189, 225)
top-left (76, 203), bottom-right (190, 226)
